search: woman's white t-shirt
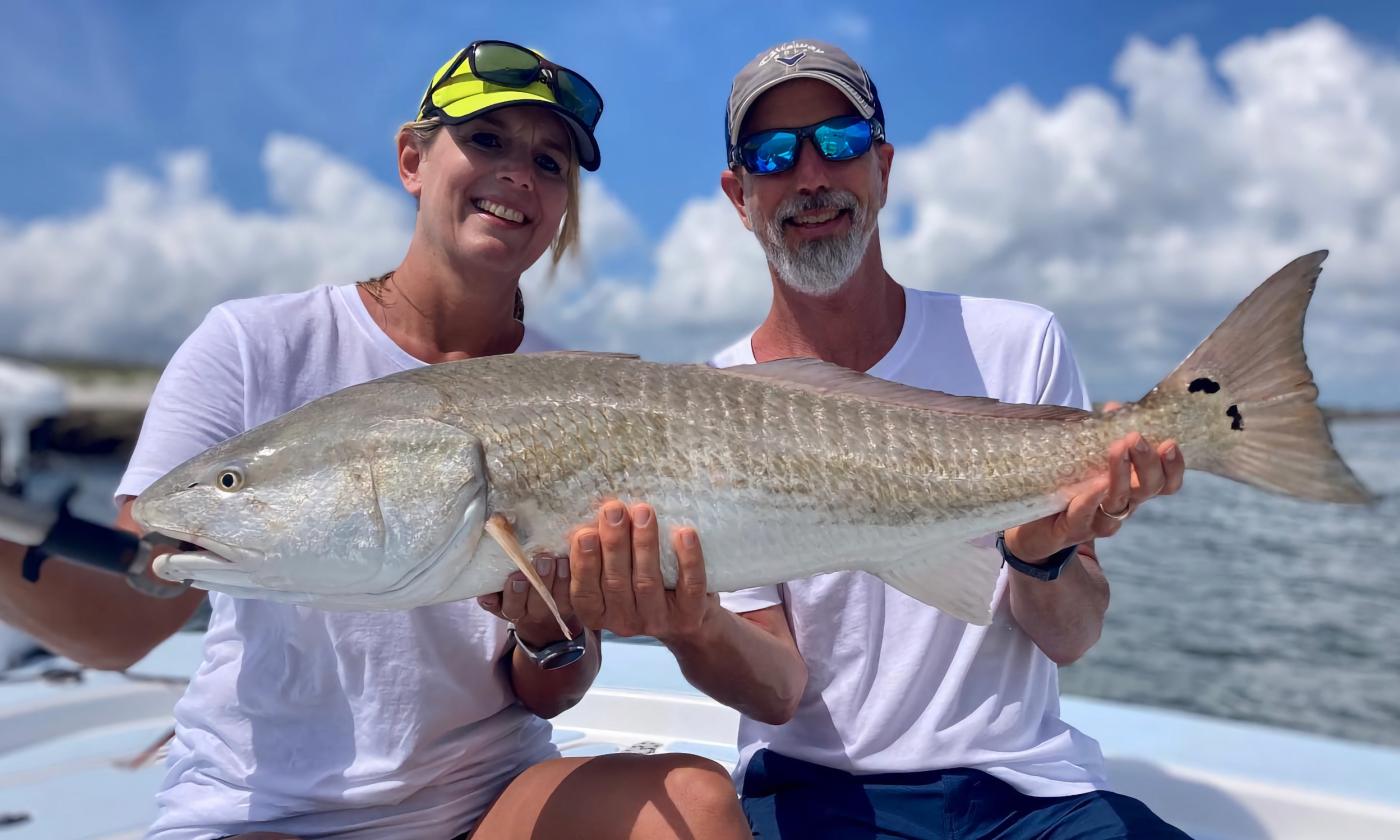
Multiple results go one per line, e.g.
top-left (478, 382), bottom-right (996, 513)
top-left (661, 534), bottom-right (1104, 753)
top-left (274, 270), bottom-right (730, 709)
top-left (117, 284), bottom-right (559, 840)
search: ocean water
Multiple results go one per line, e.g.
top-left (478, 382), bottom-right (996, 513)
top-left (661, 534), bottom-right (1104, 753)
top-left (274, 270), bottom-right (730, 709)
top-left (12, 420), bottom-right (1400, 748)
top-left (1059, 418), bottom-right (1400, 748)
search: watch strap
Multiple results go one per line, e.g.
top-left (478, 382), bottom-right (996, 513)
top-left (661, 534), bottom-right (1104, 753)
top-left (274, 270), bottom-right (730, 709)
top-left (996, 531), bottom-right (1078, 582)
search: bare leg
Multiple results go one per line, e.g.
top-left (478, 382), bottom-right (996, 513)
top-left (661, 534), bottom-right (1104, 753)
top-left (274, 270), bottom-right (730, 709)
top-left (472, 753), bottom-right (749, 840)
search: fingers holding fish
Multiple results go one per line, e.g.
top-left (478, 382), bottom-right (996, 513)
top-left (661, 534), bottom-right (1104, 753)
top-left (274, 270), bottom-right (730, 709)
top-left (597, 501), bottom-right (641, 635)
top-left (1158, 441), bottom-right (1185, 496)
top-left (503, 553), bottom-right (578, 646)
top-left (1093, 433), bottom-right (1187, 533)
top-left (1095, 437), bottom-right (1135, 534)
top-left (629, 503), bottom-right (669, 637)
top-left (665, 526), bottom-right (713, 642)
top-left (569, 528), bottom-right (606, 628)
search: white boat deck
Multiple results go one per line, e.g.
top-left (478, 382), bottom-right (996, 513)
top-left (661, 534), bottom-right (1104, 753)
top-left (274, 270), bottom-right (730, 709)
top-left (1, 632), bottom-right (1398, 839)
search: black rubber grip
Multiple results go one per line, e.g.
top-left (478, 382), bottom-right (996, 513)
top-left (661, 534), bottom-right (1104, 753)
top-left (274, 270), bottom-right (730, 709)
top-left (35, 506), bottom-right (140, 578)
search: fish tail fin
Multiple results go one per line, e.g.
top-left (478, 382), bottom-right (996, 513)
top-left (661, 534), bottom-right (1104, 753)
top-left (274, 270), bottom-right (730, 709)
top-left (1149, 250), bottom-right (1374, 504)
top-left (876, 541), bottom-right (1004, 625)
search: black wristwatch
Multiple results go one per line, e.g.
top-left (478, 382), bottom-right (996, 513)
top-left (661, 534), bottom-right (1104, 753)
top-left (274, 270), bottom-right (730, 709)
top-left (996, 530), bottom-right (1078, 582)
top-left (508, 626), bottom-right (589, 671)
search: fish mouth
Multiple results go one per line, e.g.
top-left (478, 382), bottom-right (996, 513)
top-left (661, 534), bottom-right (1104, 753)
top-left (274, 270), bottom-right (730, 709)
top-left (145, 527), bottom-right (266, 584)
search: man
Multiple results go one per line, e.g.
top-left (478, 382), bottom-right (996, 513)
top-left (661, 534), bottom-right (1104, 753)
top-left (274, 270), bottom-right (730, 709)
top-left (570, 40), bottom-right (1190, 838)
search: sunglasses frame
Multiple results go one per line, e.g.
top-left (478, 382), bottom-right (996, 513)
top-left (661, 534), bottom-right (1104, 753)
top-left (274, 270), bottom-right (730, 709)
top-left (418, 40), bottom-right (604, 130)
top-left (733, 114), bottom-right (885, 175)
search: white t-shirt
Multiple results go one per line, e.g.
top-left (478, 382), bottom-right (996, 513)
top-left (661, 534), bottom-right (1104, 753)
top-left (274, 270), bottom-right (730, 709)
top-left (117, 284), bottom-right (560, 840)
top-left (712, 285), bottom-right (1106, 797)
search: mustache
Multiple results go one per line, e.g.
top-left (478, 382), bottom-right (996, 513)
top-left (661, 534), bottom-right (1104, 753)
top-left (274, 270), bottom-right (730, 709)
top-left (774, 190), bottom-right (859, 223)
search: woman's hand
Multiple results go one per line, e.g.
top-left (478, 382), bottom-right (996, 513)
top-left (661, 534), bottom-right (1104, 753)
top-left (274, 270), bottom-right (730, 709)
top-left (477, 552), bottom-right (580, 647)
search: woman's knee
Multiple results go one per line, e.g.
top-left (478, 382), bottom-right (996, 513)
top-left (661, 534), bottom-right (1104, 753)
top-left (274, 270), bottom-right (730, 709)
top-left (654, 753), bottom-right (740, 813)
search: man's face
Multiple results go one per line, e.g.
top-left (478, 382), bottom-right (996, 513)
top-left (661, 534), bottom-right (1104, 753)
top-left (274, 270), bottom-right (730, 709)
top-left (724, 78), bottom-right (893, 296)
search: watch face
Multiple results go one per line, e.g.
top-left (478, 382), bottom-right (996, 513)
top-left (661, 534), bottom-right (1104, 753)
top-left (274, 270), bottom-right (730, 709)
top-left (539, 646), bottom-right (588, 671)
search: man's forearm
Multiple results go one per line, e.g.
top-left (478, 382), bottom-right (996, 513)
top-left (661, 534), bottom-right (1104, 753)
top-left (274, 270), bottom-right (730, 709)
top-left (1007, 546), bottom-right (1109, 666)
top-left (0, 539), bottom-right (202, 670)
top-left (662, 607), bottom-right (807, 725)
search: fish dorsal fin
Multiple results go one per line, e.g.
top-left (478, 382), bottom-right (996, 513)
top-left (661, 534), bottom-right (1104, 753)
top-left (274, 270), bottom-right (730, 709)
top-left (721, 358), bottom-right (1091, 421)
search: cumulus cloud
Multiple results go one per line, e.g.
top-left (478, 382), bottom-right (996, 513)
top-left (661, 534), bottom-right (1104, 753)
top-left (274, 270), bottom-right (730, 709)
top-left (0, 135), bottom-right (636, 365)
top-left (2, 17), bottom-right (1396, 406)
top-left (0, 135), bottom-right (411, 363)
top-left (577, 16), bottom-right (1400, 402)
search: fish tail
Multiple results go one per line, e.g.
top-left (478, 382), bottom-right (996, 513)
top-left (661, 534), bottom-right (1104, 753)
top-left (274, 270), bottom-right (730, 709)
top-left (1149, 250), bottom-right (1374, 504)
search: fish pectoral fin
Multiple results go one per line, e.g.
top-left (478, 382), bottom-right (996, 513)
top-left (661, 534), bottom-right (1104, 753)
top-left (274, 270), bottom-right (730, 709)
top-left (876, 541), bottom-right (1003, 625)
top-left (483, 514), bottom-right (573, 641)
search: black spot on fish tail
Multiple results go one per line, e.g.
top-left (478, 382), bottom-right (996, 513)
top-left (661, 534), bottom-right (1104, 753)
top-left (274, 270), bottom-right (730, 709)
top-left (1227, 404), bottom-right (1244, 431)
top-left (1189, 377), bottom-right (1221, 394)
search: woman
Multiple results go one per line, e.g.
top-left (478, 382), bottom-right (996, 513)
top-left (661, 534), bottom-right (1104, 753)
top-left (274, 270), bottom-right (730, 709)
top-left (107, 42), bottom-right (748, 840)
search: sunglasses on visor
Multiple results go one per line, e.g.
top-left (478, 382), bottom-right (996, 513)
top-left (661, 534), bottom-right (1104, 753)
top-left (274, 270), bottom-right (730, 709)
top-left (419, 40), bottom-right (604, 129)
top-left (734, 115), bottom-right (884, 175)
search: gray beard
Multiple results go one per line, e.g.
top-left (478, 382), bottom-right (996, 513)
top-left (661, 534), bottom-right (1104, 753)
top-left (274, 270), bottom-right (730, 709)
top-left (754, 190), bottom-right (875, 297)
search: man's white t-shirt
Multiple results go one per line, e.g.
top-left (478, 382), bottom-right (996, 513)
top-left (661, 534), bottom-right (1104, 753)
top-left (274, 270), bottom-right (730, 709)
top-left (711, 285), bottom-right (1107, 798)
top-left (117, 284), bottom-right (560, 840)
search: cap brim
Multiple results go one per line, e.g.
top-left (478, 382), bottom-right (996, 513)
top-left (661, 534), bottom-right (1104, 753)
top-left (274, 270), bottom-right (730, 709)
top-left (435, 91), bottom-right (601, 171)
top-left (729, 71), bottom-right (876, 146)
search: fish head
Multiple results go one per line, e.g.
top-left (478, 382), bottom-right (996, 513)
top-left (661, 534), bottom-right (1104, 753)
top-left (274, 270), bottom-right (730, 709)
top-left (133, 407), bottom-right (488, 606)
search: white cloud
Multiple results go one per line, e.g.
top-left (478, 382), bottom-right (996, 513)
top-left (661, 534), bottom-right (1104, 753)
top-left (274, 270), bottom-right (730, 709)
top-left (873, 17), bottom-right (1400, 401)
top-left (0, 135), bottom-right (412, 363)
top-left (0, 136), bottom-right (637, 365)
top-left (2, 17), bottom-right (1397, 406)
top-left (570, 16), bottom-right (1400, 403)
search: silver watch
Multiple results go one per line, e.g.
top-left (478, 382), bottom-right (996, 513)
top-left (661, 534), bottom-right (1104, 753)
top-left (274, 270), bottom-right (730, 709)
top-left (508, 626), bottom-right (588, 670)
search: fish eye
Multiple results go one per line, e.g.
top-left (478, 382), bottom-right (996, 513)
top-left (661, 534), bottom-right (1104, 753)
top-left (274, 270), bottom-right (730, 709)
top-left (216, 468), bottom-right (245, 492)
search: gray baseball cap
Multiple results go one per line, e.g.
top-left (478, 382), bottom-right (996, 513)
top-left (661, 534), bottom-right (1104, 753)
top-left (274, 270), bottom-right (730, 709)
top-left (725, 40), bottom-right (885, 164)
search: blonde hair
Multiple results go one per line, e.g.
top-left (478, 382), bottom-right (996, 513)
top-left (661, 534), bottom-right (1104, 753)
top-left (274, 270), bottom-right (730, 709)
top-left (397, 115), bottom-right (581, 266)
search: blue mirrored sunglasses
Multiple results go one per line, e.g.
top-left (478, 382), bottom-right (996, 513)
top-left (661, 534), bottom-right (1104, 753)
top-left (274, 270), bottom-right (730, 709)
top-left (735, 115), bottom-right (884, 175)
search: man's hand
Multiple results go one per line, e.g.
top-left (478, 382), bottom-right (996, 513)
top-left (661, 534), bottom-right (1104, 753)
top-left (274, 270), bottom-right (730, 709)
top-left (1005, 403), bottom-right (1185, 562)
top-left (569, 501), bottom-right (716, 646)
top-left (477, 552), bottom-right (579, 647)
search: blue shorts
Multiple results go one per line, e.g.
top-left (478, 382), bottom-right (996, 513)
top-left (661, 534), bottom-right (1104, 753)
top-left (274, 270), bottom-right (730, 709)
top-left (741, 749), bottom-right (1192, 839)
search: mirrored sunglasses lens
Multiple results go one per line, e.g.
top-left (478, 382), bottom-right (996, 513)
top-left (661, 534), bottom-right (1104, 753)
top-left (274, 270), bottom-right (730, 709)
top-left (814, 119), bottom-right (872, 160)
top-left (473, 42), bottom-right (540, 86)
top-left (556, 70), bottom-right (602, 125)
top-left (744, 131), bottom-right (799, 174)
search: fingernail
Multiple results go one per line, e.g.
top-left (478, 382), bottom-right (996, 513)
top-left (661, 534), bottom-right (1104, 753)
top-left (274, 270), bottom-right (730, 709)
top-left (1134, 438), bottom-right (1148, 454)
top-left (535, 556), bottom-right (553, 576)
top-left (604, 503), bottom-right (625, 526)
top-left (512, 579), bottom-right (528, 593)
top-left (1121, 449), bottom-right (1131, 462)
top-left (1165, 445), bottom-right (1178, 462)
top-left (557, 559), bottom-right (569, 579)
top-left (481, 594), bottom-right (498, 607)
top-left (682, 529), bottom-right (698, 549)
top-left (634, 506), bottom-right (653, 528)
top-left (580, 532), bottom-right (599, 552)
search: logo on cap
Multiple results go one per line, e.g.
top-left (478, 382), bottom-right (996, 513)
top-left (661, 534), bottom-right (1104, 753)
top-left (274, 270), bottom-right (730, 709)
top-left (759, 41), bottom-right (826, 68)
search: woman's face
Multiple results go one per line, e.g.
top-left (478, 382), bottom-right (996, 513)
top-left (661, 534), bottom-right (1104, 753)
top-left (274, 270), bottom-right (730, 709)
top-left (407, 106), bottom-right (573, 279)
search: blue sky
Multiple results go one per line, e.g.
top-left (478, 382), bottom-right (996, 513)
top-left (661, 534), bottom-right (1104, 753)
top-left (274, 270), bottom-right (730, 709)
top-left (5, 0), bottom-right (1395, 230)
top-left (2, 2), bottom-right (1398, 406)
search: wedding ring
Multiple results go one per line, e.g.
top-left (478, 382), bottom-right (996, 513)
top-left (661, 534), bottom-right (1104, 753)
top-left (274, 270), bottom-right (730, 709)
top-left (1098, 502), bottom-right (1131, 521)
